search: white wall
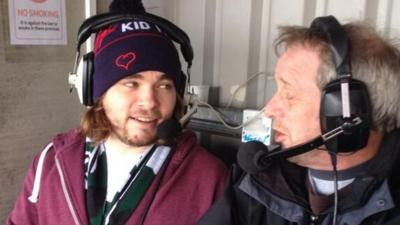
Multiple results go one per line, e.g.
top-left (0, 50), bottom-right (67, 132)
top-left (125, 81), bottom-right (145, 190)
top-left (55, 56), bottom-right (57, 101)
top-left (158, 0), bottom-right (400, 109)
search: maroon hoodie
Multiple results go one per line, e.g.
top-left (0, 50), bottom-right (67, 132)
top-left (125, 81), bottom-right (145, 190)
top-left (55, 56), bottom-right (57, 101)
top-left (6, 129), bottom-right (228, 225)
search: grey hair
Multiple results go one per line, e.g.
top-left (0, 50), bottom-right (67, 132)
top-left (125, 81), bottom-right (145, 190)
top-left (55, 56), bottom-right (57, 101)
top-left (275, 22), bottom-right (400, 133)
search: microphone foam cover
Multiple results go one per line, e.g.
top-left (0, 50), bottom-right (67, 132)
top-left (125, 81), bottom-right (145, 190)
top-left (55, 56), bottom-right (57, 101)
top-left (157, 118), bottom-right (182, 140)
top-left (237, 141), bottom-right (268, 174)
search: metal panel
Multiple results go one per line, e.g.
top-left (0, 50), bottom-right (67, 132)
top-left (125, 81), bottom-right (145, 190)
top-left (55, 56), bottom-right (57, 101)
top-left (167, 0), bottom-right (399, 109)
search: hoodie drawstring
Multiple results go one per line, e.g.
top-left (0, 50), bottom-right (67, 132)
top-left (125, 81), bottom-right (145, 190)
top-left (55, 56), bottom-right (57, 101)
top-left (28, 142), bottom-right (53, 203)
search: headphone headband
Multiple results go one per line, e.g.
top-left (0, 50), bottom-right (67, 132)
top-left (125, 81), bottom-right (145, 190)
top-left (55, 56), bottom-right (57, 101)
top-left (310, 16), bottom-right (351, 76)
top-left (76, 12), bottom-right (193, 67)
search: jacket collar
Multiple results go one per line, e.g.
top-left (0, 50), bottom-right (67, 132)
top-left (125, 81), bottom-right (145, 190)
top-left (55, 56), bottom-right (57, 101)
top-left (239, 174), bottom-right (394, 224)
top-left (239, 129), bottom-right (400, 223)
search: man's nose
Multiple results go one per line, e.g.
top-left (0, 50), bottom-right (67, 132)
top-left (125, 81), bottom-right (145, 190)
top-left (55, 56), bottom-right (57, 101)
top-left (137, 87), bottom-right (158, 109)
top-left (264, 94), bottom-right (283, 119)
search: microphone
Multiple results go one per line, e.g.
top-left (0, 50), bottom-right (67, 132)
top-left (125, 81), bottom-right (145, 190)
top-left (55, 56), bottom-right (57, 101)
top-left (157, 118), bottom-right (182, 140)
top-left (237, 117), bottom-right (362, 174)
top-left (157, 92), bottom-right (200, 139)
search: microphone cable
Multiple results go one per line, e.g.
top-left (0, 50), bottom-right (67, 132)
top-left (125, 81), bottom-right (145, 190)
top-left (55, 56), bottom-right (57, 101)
top-left (181, 71), bottom-right (267, 131)
top-left (224, 71), bottom-right (266, 109)
top-left (138, 145), bottom-right (175, 225)
top-left (196, 100), bottom-right (265, 130)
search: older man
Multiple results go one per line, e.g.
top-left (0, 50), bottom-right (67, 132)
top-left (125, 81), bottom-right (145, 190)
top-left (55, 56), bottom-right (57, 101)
top-left (199, 15), bottom-right (400, 225)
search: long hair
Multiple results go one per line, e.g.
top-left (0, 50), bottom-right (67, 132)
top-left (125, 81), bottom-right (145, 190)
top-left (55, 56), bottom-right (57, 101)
top-left (274, 22), bottom-right (400, 133)
top-left (80, 94), bottom-right (184, 145)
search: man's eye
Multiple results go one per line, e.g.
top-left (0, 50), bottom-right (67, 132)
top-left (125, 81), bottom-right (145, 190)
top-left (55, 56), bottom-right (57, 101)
top-left (124, 81), bottom-right (139, 88)
top-left (158, 83), bottom-right (174, 90)
top-left (283, 90), bottom-right (294, 100)
top-left (285, 93), bottom-right (293, 100)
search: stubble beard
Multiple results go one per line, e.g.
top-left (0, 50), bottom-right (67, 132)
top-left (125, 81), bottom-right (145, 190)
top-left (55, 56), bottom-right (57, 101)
top-left (287, 149), bottom-right (326, 167)
top-left (105, 107), bottom-right (162, 147)
top-left (112, 125), bottom-right (158, 147)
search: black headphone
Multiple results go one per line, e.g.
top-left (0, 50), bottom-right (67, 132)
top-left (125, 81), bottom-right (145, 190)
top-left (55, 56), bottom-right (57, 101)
top-left (310, 16), bottom-right (372, 153)
top-left (68, 12), bottom-right (193, 106)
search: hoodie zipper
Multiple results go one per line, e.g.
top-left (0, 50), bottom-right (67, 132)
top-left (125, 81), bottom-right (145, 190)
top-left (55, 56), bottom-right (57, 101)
top-left (55, 156), bottom-right (82, 225)
top-left (310, 214), bottom-right (318, 225)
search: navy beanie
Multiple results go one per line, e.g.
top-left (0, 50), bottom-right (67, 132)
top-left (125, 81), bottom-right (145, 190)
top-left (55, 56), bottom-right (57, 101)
top-left (92, 19), bottom-right (182, 102)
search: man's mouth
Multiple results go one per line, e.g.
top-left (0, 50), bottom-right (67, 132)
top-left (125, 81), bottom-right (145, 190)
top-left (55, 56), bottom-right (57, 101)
top-left (130, 116), bottom-right (158, 124)
top-left (273, 129), bottom-right (285, 143)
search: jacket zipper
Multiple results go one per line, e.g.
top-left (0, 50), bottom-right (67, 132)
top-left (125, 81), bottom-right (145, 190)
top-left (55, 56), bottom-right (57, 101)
top-left (310, 214), bottom-right (318, 225)
top-left (55, 156), bottom-right (82, 225)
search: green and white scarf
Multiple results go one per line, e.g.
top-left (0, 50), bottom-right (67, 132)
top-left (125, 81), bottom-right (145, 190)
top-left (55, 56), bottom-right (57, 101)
top-left (84, 139), bottom-right (171, 225)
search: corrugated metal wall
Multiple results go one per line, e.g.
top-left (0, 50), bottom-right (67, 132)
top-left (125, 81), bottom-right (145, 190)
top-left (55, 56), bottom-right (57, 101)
top-left (162, 0), bottom-right (400, 109)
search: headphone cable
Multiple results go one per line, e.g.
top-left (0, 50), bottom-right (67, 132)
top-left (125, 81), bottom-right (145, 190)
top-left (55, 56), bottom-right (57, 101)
top-left (224, 71), bottom-right (266, 109)
top-left (330, 152), bottom-right (338, 225)
top-left (138, 145), bottom-right (175, 225)
top-left (196, 100), bottom-right (265, 130)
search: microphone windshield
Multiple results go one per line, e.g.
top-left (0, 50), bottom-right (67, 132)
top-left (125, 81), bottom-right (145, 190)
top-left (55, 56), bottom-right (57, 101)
top-left (237, 141), bottom-right (269, 174)
top-left (157, 118), bottom-right (182, 140)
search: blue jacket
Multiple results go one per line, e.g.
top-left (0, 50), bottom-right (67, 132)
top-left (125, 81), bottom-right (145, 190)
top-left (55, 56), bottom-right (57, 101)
top-left (198, 129), bottom-right (400, 225)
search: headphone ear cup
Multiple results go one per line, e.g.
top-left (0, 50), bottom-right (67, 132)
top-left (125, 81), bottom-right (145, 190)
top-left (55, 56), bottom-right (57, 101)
top-left (74, 56), bottom-right (85, 105)
top-left (82, 52), bottom-right (95, 106)
top-left (320, 79), bottom-right (372, 152)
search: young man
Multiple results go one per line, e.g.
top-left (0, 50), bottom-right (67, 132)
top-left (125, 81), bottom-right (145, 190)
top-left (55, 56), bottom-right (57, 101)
top-left (198, 16), bottom-right (400, 225)
top-left (6, 6), bottom-right (227, 225)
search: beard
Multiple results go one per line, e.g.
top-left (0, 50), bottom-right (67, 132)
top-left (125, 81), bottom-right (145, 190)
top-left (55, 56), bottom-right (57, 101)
top-left (109, 109), bottom-right (162, 147)
top-left (112, 127), bottom-right (158, 147)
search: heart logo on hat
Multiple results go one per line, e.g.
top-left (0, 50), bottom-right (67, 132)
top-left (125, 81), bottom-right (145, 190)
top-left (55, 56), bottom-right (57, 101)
top-left (115, 52), bottom-right (136, 70)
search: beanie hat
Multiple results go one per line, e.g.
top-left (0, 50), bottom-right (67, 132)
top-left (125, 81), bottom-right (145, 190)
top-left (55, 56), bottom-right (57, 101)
top-left (92, 19), bottom-right (182, 102)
